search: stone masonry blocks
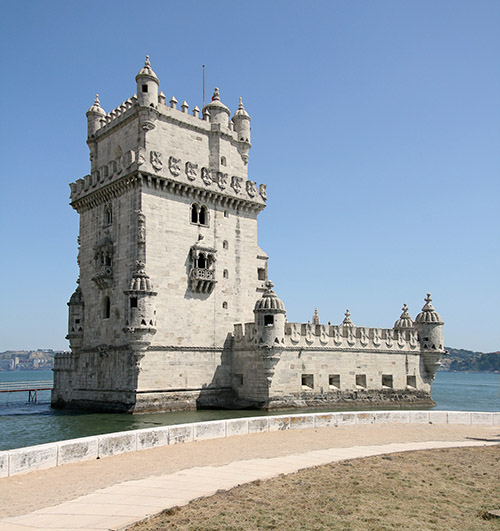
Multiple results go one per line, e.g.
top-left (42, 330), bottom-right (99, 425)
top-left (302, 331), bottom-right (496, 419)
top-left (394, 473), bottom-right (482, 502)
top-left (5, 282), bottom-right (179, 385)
top-left (225, 418), bottom-right (249, 437)
top-left (136, 427), bottom-right (170, 450)
top-left (57, 437), bottom-right (99, 465)
top-left (428, 410), bottom-right (448, 424)
top-left (9, 443), bottom-right (58, 475)
top-left (446, 411), bottom-right (471, 425)
top-left (471, 412), bottom-right (493, 425)
top-left (194, 421), bottom-right (226, 441)
top-left (98, 432), bottom-right (137, 458)
top-left (0, 452), bottom-right (8, 478)
top-left (248, 417), bottom-right (269, 433)
top-left (169, 424), bottom-right (194, 445)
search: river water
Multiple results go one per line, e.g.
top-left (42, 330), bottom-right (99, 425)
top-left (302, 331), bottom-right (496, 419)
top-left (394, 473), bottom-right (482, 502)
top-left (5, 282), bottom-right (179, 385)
top-left (0, 370), bottom-right (498, 451)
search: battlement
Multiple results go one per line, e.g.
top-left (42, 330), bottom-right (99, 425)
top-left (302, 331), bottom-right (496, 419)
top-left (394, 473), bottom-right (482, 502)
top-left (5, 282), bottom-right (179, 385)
top-left (234, 321), bottom-right (420, 351)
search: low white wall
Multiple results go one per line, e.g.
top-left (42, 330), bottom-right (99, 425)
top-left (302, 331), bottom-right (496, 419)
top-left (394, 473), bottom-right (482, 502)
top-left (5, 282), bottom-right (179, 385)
top-left (0, 410), bottom-right (498, 478)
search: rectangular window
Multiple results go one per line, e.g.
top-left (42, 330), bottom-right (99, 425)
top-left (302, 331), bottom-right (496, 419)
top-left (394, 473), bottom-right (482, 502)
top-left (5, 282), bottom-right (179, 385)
top-left (264, 315), bottom-right (274, 326)
top-left (258, 268), bottom-right (266, 281)
top-left (329, 374), bottom-right (340, 390)
top-left (407, 375), bottom-right (416, 389)
top-left (142, 84), bottom-right (148, 93)
top-left (301, 374), bottom-right (314, 390)
top-left (382, 374), bottom-right (393, 389)
top-left (355, 374), bottom-right (367, 389)
top-left (130, 297), bottom-right (138, 309)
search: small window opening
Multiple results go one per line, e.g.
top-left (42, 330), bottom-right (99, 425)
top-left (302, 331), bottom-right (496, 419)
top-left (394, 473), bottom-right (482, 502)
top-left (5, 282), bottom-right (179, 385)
top-left (104, 206), bottom-right (112, 225)
top-left (407, 375), bottom-right (416, 389)
top-left (224, 210), bottom-right (229, 218)
top-left (142, 84), bottom-right (148, 93)
top-left (221, 156), bottom-right (226, 166)
top-left (75, 319), bottom-right (80, 324)
top-left (130, 297), bottom-right (138, 308)
top-left (329, 374), bottom-right (340, 390)
top-left (355, 374), bottom-right (367, 389)
top-left (382, 374), bottom-right (393, 389)
top-left (222, 301), bottom-right (228, 309)
top-left (198, 254), bottom-right (207, 269)
top-left (191, 204), bottom-right (199, 223)
top-left (199, 206), bottom-right (207, 225)
top-left (141, 319), bottom-right (147, 325)
top-left (301, 374), bottom-right (314, 390)
top-left (264, 315), bottom-right (274, 326)
top-left (103, 296), bottom-right (111, 319)
top-left (223, 269), bottom-right (229, 279)
top-left (258, 268), bottom-right (266, 281)
top-left (223, 240), bottom-right (228, 250)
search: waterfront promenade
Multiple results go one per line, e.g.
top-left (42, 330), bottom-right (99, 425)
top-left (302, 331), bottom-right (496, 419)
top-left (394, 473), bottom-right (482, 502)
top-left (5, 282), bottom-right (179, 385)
top-left (0, 412), bottom-right (498, 530)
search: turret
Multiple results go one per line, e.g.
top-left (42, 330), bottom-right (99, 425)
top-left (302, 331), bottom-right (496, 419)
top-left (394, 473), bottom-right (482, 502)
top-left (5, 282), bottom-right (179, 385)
top-left (86, 94), bottom-right (105, 137)
top-left (394, 303), bottom-right (414, 330)
top-left (414, 293), bottom-right (445, 380)
top-left (124, 261), bottom-right (157, 342)
top-left (135, 55), bottom-right (159, 108)
top-left (66, 284), bottom-right (84, 349)
top-left (203, 88), bottom-right (230, 127)
top-left (254, 281), bottom-right (286, 348)
top-left (232, 97), bottom-right (251, 163)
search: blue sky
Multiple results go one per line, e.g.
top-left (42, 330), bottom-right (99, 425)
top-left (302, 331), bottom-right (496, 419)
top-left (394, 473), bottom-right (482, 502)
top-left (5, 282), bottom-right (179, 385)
top-left (0, 0), bottom-right (499, 352)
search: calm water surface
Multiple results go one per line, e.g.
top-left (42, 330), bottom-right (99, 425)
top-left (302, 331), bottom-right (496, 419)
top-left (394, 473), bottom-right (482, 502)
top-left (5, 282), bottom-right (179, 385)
top-left (0, 370), bottom-right (498, 451)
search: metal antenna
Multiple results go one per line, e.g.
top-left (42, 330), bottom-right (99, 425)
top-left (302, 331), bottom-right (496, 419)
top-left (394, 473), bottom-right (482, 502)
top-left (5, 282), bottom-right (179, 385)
top-left (202, 65), bottom-right (205, 109)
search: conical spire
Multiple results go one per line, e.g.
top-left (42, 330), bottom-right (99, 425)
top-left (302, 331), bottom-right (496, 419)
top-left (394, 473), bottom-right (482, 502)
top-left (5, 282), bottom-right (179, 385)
top-left (342, 309), bottom-right (354, 327)
top-left (394, 303), bottom-right (414, 329)
top-left (415, 293), bottom-right (443, 324)
top-left (233, 96), bottom-right (250, 118)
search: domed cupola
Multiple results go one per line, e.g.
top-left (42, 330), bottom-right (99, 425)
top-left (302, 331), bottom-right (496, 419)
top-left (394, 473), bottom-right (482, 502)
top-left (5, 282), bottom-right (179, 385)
top-left (203, 88), bottom-right (231, 127)
top-left (254, 281), bottom-right (287, 348)
top-left (415, 293), bottom-right (443, 324)
top-left (342, 309), bottom-right (355, 327)
top-left (232, 97), bottom-right (251, 163)
top-left (254, 281), bottom-right (286, 314)
top-left (394, 303), bottom-right (414, 330)
top-left (86, 94), bottom-right (106, 137)
top-left (135, 55), bottom-right (160, 108)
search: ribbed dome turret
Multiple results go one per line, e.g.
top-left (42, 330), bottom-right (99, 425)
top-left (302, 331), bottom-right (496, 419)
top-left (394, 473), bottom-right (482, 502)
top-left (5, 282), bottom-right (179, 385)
top-left (394, 303), bottom-right (414, 329)
top-left (415, 293), bottom-right (443, 324)
top-left (135, 55), bottom-right (159, 83)
top-left (203, 88), bottom-right (230, 116)
top-left (87, 94), bottom-right (105, 116)
top-left (69, 286), bottom-right (83, 305)
top-left (233, 97), bottom-right (250, 119)
top-left (127, 262), bottom-right (156, 293)
top-left (342, 309), bottom-right (355, 327)
top-left (254, 281), bottom-right (286, 314)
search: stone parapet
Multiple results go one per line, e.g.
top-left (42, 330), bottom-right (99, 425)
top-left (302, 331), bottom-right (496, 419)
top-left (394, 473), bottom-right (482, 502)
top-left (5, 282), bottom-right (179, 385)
top-left (1, 410), bottom-right (498, 478)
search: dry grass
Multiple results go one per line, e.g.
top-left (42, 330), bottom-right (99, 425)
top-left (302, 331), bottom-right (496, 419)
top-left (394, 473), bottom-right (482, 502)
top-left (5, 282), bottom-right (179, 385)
top-left (129, 446), bottom-right (500, 530)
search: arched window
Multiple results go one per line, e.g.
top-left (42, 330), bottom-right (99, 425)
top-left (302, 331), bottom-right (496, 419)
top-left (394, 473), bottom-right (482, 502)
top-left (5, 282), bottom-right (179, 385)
top-left (221, 156), bottom-right (226, 166)
top-left (103, 296), bottom-right (111, 319)
top-left (223, 269), bottom-right (229, 279)
top-left (198, 253), bottom-right (207, 269)
top-left (222, 301), bottom-right (228, 309)
top-left (104, 205), bottom-right (112, 225)
top-left (223, 240), bottom-right (228, 250)
top-left (191, 204), bottom-right (199, 223)
top-left (199, 206), bottom-right (207, 226)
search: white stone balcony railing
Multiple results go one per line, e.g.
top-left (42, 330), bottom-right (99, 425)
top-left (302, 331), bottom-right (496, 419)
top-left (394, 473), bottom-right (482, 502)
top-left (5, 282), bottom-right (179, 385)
top-left (189, 268), bottom-right (216, 294)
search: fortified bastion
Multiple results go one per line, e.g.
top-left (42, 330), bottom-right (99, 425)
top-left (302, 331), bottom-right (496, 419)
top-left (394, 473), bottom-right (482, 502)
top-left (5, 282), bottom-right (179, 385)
top-left (52, 57), bottom-right (446, 412)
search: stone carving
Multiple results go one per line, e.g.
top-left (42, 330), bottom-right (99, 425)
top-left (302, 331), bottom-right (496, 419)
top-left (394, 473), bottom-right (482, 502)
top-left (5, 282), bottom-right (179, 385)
top-left (359, 327), bottom-right (368, 347)
top-left (373, 328), bottom-right (381, 347)
top-left (185, 161), bottom-right (198, 181)
top-left (124, 150), bottom-right (135, 168)
top-left (150, 151), bottom-right (163, 171)
top-left (305, 323), bottom-right (314, 344)
top-left (137, 148), bottom-right (146, 167)
top-left (231, 176), bottom-right (242, 194)
top-left (136, 211), bottom-right (146, 244)
top-left (246, 180), bottom-right (257, 197)
top-left (386, 329), bottom-right (394, 348)
top-left (217, 172), bottom-right (228, 190)
top-left (289, 323), bottom-right (300, 344)
top-left (168, 156), bottom-right (181, 176)
top-left (319, 325), bottom-right (329, 345)
top-left (142, 121), bottom-right (155, 131)
top-left (259, 183), bottom-right (267, 200)
top-left (201, 167), bottom-right (212, 185)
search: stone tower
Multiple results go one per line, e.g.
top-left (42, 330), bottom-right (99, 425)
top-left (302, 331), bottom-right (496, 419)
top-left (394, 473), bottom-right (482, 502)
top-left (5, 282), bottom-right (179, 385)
top-left (52, 57), bottom-right (268, 412)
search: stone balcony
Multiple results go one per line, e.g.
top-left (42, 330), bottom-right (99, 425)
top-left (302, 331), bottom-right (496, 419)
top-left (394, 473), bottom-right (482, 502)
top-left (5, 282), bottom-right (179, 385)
top-left (190, 267), bottom-right (216, 294)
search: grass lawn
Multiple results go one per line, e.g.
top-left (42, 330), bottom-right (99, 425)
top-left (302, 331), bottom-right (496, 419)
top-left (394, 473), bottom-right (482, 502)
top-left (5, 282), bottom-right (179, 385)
top-left (129, 446), bottom-right (500, 530)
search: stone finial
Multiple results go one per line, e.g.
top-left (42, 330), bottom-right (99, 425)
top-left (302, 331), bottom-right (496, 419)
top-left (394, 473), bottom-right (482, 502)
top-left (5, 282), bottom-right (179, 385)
top-left (169, 96), bottom-right (177, 109)
top-left (87, 94), bottom-right (105, 115)
top-left (394, 303), bottom-right (414, 330)
top-left (158, 91), bottom-right (166, 105)
top-left (136, 55), bottom-right (159, 82)
top-left (203, 108), bottom-right (210, 121)
top-left (264, 280), bottom-right (274, 291)
top-left (415, 292), bottom-right (443, 324)
top-left (181, 100), bottom-right (189, 113)
top-left (212, 87), bottom-right (220, 101)
top-left (192, 105), bottom-right (200, 118)
top-left (312, 308), bottom-right (320, 325)
top-left (342, 309), bottom-right (354, 327)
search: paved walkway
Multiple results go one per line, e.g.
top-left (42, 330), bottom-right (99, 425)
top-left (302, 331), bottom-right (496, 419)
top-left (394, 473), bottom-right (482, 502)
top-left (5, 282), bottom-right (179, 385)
top-left (0, 438), bottom-right (497, 531)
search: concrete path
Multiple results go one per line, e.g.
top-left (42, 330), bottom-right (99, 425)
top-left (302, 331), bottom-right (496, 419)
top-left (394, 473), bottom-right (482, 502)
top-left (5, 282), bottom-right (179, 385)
top-left (0, 438), bottom-right (497, 531)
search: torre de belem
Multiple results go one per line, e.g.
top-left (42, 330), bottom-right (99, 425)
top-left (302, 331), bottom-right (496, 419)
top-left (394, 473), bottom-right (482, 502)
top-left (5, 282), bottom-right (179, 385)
top-left (52, 57), bottom-right (446, 413)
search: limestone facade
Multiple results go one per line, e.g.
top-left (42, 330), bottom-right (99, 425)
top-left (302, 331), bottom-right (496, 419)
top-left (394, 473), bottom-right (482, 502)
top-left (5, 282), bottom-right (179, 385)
top-left (52, 57), bottom-right (446, 412)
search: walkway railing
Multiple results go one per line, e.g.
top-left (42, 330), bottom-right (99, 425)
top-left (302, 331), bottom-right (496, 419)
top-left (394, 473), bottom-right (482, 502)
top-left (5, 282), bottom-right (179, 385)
top-left (0, 380), bottom-right (53, 402)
